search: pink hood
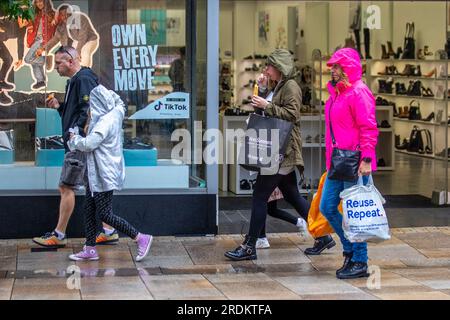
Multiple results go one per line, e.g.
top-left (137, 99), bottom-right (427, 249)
top-left (324, 48), bottom-right (379, 172)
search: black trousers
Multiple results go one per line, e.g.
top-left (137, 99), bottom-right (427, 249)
top-left (259, 200), bottom-right (299, 238)
top-left (0, 42), bottom-right (13, 81)
top-left (248, 171), bottom-right (309, 240)
top-left (84, 186), bottom-right (139, 246)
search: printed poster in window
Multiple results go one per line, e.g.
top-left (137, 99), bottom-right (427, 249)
top-left (258, 11), bottom-right (269, 46)
top-left (166, 10), bottom-right (185, 47)
top-left (141, 9), bottom-right (167, 45)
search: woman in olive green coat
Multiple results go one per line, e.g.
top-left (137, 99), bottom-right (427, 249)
top-left (225, 49), bottom-right (310, 261)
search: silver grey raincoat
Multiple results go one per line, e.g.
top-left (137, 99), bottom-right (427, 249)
top-left (68, 85), bottom-right (126, 193)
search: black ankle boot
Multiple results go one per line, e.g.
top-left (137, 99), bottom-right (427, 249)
top-left (336, 262), bottom-right (369, 279)
top-left (224, 235), bottom-right (257, 261)
top-left (336, 252), bottom-right (353, 275)
top-left (304, 235), bottom-right (336, 255)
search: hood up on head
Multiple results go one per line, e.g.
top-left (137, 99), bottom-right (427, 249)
top-left (326, 48), bottom-right (362, 84)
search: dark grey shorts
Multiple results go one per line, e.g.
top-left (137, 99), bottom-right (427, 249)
top-left (59, 151), bottom-right (87, 190)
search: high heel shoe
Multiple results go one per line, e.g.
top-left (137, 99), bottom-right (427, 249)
top-left (422, 112), bottom-right (435, 122)
top-left (422, 87), bottom-right (434, 98)
top-left (424, 68), bottom-right (437, 78)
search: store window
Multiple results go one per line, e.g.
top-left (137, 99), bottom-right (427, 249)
top-left (219, 0), bottom-right (449, 202)
top-left (0, 0), bottom-right (207, 192)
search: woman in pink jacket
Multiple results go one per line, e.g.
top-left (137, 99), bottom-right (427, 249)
top-left (321, 48), bottom-right (378, 280)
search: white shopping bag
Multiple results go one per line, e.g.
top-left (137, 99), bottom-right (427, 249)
top-left (340, 176), bottom-right (391, 243)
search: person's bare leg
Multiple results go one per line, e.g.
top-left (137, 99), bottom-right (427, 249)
top-left (55, 186), bottom-right (75, 234)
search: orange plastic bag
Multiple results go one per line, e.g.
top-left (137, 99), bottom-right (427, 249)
top-left (307, 172), bottom-right (342, 238)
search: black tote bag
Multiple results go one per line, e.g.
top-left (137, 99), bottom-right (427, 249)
top-left (239, 113), bottom-right (293, 172)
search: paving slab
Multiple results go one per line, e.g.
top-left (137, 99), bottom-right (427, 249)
top-left (253, 248), bottom-right (311, 265)
top-left (272, 274), bottom-right (365, 296)
top-left (204, 273), bottom-right (301, 300)
top-left (373, 291), bottom-right (450, 300)
top-left (11, 278), bottom-right (81, 300)
top-left (183, 238), bottom-right (241, 265)
top-left (142, 274), bottom-right (225, 300)
top-left (0, 279), bottom-right (13, 300)
top-left (80, 276), bottom-right (153, 300)
top-left (396, 231), bottom-right (450, 250)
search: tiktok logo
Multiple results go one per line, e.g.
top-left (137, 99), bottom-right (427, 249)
top-left (155, 101), bottom-right (163, 111)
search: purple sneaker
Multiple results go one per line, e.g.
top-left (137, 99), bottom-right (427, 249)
top-left (136, 233), bottom-right (153, 262)
top-left (69, 246), bottom-right (99, 261)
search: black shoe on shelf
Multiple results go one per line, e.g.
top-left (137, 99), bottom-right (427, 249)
top-left (377, 158), bottom-right (386, 167)
top-left (336, 252), bottom-right (353, 275)
top-left (422, 112), bottom-right (435, 122)
top-left (396, 138), bottom-right (409, 150)
top-left (336, 262), bottom-right (369, 280)
top-left (243, 55), bottom-right (254, 60)
top-left (304, 235), bottom-right (336, 255)
top-left (224, 235), bottom-right (257, 261)
top-left (380, 120), bottom-right (391, 128)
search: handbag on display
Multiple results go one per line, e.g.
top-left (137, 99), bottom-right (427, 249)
top-left (407, 125), bottom-right (423, 153)
top-left (327, 101), bottom-right (361, 182)
top-left (239, 113), bottom-right (293, 173)
top-left (408, 100), bottom-right (421, 120)
top-left (401, 22), bottom-right (416, 59)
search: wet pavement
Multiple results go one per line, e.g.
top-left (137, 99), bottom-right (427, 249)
top-left (1, 227), bottom-right (450, 300)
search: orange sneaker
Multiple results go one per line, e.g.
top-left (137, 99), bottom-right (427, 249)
top-left (96, 230), bottom-right (119, 245)
top-left (32, 231), bottom-right (67, 248)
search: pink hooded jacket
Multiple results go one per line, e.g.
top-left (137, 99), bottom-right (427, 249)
top-left (324, 48), bottom-right (379, 171)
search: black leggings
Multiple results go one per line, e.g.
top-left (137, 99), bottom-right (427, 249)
top-left (259, 200), bottom-right (299, 238)
top-left (248, 171), bottom-right (309, 239)
top-left (85, 186), bottom-right (139, 246)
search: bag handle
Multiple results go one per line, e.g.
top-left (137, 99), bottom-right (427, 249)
top-left (409, 100), bottom-right (420, 108)
top-left (410, 22), bottom-right (415, 39)
top-left (357, 175), bottom-right (375, 186)
top-left (328, 98), bottom-right (360, 150)
top-left (404, 22), bottom-right (410, 39)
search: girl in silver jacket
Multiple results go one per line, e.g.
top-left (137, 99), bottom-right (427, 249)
top-left (68, 84), bottom-right (152, 262)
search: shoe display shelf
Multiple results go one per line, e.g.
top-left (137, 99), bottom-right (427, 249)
top-left (375, 106), bottom-right (395, 170)
top-left (236, 55), bottom-right (266, 112)
top-left (220, 58), bottom-right (235, 110)
top-left (219, 111), bottom-right (324, 195)
top-left (366, 59), bottom-right (449, 163)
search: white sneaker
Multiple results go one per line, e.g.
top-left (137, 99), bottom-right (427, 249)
top-left (256, 237), bottom-right (270, 249)
top-left (298, 219), bottom-right (308, 233)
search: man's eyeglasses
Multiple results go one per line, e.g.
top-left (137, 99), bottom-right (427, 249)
top-left (57, 46), bottom-right (74, 60)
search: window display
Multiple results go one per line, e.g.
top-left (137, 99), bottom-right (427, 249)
top-left (0, 0), bottom-right (207, 191)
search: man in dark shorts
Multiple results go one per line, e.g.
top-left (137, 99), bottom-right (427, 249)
top-left (33, 46), bottom-right (118, 247)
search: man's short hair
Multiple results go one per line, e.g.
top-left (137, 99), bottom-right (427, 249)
top-left (55, 45), bottom-right (77, 60)
top-left (180, 47), bottom-right (186, 56)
